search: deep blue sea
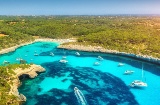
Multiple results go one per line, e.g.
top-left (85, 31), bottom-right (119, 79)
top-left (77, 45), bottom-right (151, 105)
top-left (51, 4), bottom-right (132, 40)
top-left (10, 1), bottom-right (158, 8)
top-left (0, 42), bottom-right (160, 105)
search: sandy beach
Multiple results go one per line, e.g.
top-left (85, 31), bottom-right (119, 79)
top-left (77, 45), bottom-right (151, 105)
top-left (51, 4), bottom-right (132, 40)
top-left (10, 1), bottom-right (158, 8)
top-left (0, 38), bottom-right (76, 55)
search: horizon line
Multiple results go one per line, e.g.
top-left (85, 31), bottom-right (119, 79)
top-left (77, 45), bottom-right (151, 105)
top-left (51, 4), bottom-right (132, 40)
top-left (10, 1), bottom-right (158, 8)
top-left (1, 14), bottom-right (160, 17)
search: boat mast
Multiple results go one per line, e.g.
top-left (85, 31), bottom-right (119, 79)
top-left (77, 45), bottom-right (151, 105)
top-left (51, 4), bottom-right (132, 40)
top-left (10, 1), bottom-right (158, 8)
top-left (141, 62), bottom-right (144, 81)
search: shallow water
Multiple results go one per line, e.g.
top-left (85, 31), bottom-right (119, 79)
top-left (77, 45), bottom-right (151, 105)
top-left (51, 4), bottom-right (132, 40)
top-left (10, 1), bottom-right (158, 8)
top-left (0, 42), bottom-right (160, 105)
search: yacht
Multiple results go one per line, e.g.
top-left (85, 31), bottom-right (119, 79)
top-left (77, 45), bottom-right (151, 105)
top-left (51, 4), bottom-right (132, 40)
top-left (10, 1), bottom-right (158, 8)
top-left (75, 52), bottom-right (80, 56)
top-left (130, 80), bottom-right (147, 88)
top-left (118, 63), bottom-right (124, 67)
top-left (59, 59), bottom-right (68, 63)
top-left (3, 60), bottom-right (10, 64)
top-left (50, 52), bottom-right (54, 56)
top-left (16, 58), bottom-right (22, 61)
top-left (130, 63), bottom-right (147, 88)
top-left (97, 56), bottom-right (103, 61)
top-left (34, 53), bottom-right (39, 56)
top-left (74, 87), bottom-right (87, 105)
top-left (62, 56), bottom-right (67, 59)
top-left (93, 62), bottom-right (100, 66)
top-left (124, 70), bottom-right (134, 75)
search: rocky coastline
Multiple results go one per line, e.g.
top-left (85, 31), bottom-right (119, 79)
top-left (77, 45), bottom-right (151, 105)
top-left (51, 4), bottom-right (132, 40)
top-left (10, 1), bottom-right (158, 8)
top-left (9, 64), bottom-right (45, 103)
top-left (0, 37), bottom-right (159, 64)
top-left (58, 44), bottom-right (160, 65)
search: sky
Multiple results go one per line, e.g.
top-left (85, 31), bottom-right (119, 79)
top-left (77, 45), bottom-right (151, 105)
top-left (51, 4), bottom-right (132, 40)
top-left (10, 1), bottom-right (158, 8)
top-left (0, 0), bottom-right (160, 15)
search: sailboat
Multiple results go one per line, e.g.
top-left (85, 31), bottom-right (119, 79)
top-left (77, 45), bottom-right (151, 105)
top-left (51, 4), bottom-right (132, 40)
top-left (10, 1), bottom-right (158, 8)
top-left (74, 87), bottom-right (87, 105)
top-left (93, 61), bottom-right (100, 66)
top-left (59, 49), bottom-right (68, 63)
top-left (124, 70), bottom-right (134, 75)
top-left (130, 63), bottom-right (147, 88)
top-left (97, 56), bottom-right (103, 61)
top-left (75, 52), bottom-right (80, 56)
top-left (50, 52), bottom-right (54, 56)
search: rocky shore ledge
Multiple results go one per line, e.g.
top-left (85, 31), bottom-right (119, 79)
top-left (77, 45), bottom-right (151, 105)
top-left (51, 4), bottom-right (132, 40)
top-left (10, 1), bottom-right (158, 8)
top-left (9, 64), bottom-right (45, 102)
top-left (58, 44), bottom-right (160, 64)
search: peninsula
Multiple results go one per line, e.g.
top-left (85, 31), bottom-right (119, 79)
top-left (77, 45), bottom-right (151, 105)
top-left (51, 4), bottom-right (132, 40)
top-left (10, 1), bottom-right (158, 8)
top-left (0, 64), bottom-right (45, 105)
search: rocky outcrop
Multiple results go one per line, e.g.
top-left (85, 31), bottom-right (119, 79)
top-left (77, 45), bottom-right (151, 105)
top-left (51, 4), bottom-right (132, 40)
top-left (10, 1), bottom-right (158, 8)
top-left (9, 64), bottom-right (45, 103)
top-left (14, 64), bottom-right (45, 78)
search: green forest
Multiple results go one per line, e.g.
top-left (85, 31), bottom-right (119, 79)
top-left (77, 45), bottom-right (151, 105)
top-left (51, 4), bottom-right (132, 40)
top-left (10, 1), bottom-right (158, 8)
top-left (0, 64), bottom-right (30, 105)
top-left (0, 16), bottom-right (160, 104)
top-left (0, 16), bottom-right (160, 58)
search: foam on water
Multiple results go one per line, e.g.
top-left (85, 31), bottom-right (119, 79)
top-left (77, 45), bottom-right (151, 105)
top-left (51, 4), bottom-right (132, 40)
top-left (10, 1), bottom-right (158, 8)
top-left (0, 42), bottom-right (160, 105)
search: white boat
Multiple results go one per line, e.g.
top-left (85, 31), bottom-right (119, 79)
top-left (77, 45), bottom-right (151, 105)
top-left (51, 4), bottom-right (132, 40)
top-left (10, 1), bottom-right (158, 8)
top-left (75, 52), bottom-right (80, 56)
top-left (93, 62), bottom-right (100, 66)
top-left (74, 87), bottom-right (87, 105)
top-left (3, 60), bottom-right (10, 64)
top-left (59, 59), bottom-right (68, 63)
top-left (62, 56), bottom-right (67, 59)
top-left (124, 70), bottom-right (134, 75)
top-left (97, 56), bottom-right (103, 61)
top-left (34, 53), bottom-right (39, 56)
top-left (118, 63), bottom-right (124, 67)
top-left (130, 80), bottom-right (147, 88)
top-left (16, 58), bottom-right (23, 61)
top-left (130, 63), bottom-right (147, 88)
top-left (50, 52), bottom-right (54, 56)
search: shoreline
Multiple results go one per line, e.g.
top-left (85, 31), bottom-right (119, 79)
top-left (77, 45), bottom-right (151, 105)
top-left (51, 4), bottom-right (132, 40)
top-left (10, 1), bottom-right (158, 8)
top-left (58, 44), bottom-right (160, 65)
top-left (0, 38), bottom-right (160, 104)
top-left (0, 38), bottom-right (76, 55)
top-left (0, 38), bottom-right (160, 65)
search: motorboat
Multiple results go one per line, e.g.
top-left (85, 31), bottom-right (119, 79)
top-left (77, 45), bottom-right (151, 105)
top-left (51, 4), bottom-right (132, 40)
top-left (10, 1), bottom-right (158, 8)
top-left (130, 80), bottom-right (147, 88)
top-left (74, 87), bottom-right (87, 105)
top-left (62, 56), bottom-right (67, 59)
top-left (97, 56), bottom-right (103, 61)
top-left (124, 70), bottom-right (134, 75)
top-left (34, 53), bottom-right (39, 56)
top-left (59, 59), bottom-right (68, 63)
top-left (16, 58), bottom-right (23, 61)
top-left (93, 62), bottom-right (100, 66)
top-left (118, 63), bottom-right (124, 67)
top-left (50, 52), bottom-right (54, 56)
top-left (3, 60), bottom-right (10, 64)
top-left (75, 52), bottom-right (80, 56)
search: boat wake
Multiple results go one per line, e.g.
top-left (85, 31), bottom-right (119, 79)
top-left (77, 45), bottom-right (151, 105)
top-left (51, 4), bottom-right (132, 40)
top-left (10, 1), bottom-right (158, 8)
top-left (74, 87), bottom-right (87, 105)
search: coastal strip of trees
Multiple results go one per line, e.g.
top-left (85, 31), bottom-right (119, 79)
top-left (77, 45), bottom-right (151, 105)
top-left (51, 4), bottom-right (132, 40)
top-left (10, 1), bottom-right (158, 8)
top-left (0, 16), bottom-right (160, 58)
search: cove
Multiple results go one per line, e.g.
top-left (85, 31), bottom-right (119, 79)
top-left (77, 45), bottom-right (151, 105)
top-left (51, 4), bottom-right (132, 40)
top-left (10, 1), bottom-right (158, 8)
top-left (0, 42), bottom-right (160, 105)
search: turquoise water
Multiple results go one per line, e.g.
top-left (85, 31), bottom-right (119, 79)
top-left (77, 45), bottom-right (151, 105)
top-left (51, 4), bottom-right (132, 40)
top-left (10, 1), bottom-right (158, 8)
top-left (0, 42), bottom-right (160, 105)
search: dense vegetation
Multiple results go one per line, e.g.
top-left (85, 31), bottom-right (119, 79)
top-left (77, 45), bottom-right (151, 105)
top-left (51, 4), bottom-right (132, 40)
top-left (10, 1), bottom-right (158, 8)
top-left (0, 15), bottom-right (160, 57)
top-left (0, 64), bottom-right (30, 105)
top-left (0, 16), bottom-right (160, 104)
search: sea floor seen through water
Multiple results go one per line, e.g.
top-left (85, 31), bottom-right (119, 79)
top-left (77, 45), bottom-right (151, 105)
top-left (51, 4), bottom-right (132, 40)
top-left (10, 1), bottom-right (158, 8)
top-left (0, 42), bottom-right (160, 105)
